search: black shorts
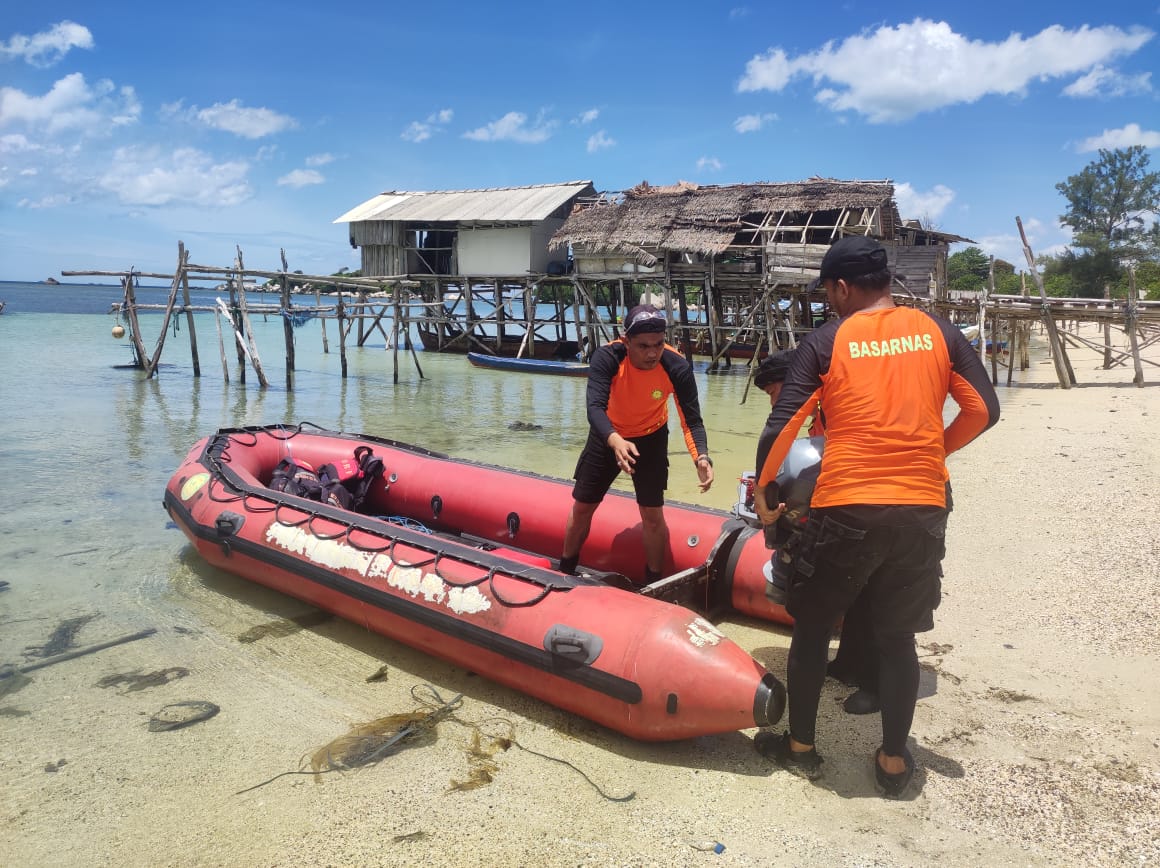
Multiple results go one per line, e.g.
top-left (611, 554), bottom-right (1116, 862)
top-left (785, 504), bottom-right (946, 637)
top-left (572, 427), bottom-right (669, 507)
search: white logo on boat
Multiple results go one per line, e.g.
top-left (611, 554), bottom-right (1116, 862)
top-left (265, 523), bottom-right (491, 615)
top-left (686, 617), bottom-right (724, 647)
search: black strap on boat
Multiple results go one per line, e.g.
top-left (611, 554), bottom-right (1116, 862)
top-left (197, 427), bottom-right (614, 598)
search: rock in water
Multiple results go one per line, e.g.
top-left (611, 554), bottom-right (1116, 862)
top-left (147, 700), bottom-right (220, 732)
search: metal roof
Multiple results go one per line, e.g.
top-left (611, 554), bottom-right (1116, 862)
top-left (334, 181), bottom-right (595, 224)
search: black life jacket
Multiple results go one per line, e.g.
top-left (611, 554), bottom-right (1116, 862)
top-left (270, 446), bottom-right (385, 512)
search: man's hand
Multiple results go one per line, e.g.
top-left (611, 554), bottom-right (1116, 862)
top-left (608, 433), bottom-right (639, 475)
top-left (753, 482), bottom-right (786, 526)
top-left (696, 457), bottom-right (714, 492)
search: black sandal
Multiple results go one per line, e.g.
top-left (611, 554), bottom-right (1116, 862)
top-left (755, 731), bottom-right (823, 781)
top-left (874, 747), bottom-right (914, 798)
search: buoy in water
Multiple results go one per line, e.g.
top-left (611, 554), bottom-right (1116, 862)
top-left (112, 324), bottom-right (125, 339)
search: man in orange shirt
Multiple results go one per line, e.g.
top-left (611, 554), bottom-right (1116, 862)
top-left (752, 236), bottom-right (999, 797)
top-left (560, 304), bottom-right (714, 581)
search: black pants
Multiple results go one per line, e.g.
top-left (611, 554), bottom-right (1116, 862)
top-left (784, 505), bottom-right (946, 755)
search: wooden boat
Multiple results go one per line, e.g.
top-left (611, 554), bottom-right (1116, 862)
top-left (467, 352), bottom-right (590, 377)
top-left (164, 424), bottom-right (787, 741)
top-left (417, 323), bottom-right (568, 361)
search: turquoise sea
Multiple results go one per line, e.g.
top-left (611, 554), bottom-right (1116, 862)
top-left (0, 279), bottom-right (769, 665)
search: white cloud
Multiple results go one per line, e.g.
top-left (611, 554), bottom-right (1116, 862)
top-left (19, 192), bottom-right (76, 209)
top-left (305, 152), bottom-right (335, 167)
top-left (0, 20), bottom-right (93, 67)
top-left (586, 130), bottom-right (615, 152)
top-left (192, 99), bottom-right (295, 139)
top-left (401, 108), bottom-right (453, 143)
top-left (975, 218), bottom-right (1070, 268)
top-left (1063, 65), bottom-right (1152, 98)
top-left (0, 73), bottom-right (140, 135)
top-left (0, 133), bottom-right (40, 153)
top-left (894, 182), bottom-right (955, 221)
top-left (729, 7), bottom-right (750, 19)
top-left (733, 112), bottom-right (777, 133)
top-left (463, 111), bottom-right (556, 143)
top-left (97, 145), bottom-right (251, 206)
top-left (574, 108), bottom-right (599, 125)
top-left (401, 121), bottom-right (433, 143)
top-left (1077, 123), bottom-right (1160, 152)
top-left (278, 169), bottom-right (324, 188)
top-left (738, 19), bottom-right (1155, 123)
top-left (697, 156), bottom-right (723, 172)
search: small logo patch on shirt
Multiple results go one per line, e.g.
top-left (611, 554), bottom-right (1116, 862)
top-left (651, 389), bottom-right (663, 400)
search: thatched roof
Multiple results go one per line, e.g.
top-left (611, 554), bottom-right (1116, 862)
top-left (552, 178), bottom-right (900, 256)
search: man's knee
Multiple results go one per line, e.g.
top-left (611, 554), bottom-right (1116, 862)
top-left (638, 506), bottom-right (666, 533)
top-left (570, 499), bottom-right (600, 522)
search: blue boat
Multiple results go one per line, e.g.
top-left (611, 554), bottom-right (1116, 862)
top-left (467, 351), bottom-right (590, 377)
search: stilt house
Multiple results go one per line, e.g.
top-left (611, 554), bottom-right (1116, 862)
top-left (334, 180), bottom-right (596, 278)
top-left (551, 178), bottom-right (971, 298)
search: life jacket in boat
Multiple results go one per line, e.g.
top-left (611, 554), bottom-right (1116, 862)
top-left (272, 446), bottom-right (385, 512)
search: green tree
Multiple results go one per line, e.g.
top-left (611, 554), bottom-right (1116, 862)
top-left (947, 246), bottom-right (990, 293)
top-left (1055, 146), bottom-right (1160, 293)
top-left (992, 260), bottom-right (1022, 294)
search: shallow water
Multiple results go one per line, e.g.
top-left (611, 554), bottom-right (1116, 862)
top-left (0, 280), bottom-right (769, 663)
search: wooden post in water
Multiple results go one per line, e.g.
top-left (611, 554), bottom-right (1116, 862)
top-left (122, 272), bottom-right (148, 369)
top-left (145, 243), bottom-right (188, 378)
top-left (234, 248), bottom-right (269, 388)
top-left (316, 283), bottom-right (330, 354)
top-left (401, 281), bottom-right (424, 379)
top-left (180, 247), bottom-right (200, 377)
top-left (391, 282), bottom-right (401, 384)
top-left (337, 289), bottom-right (348, 378)
top-left (213, 305), bottom-right (230, 384)
top-left (1017, 216), bottom-right (1073, 389)
top-left (280, 249), bottom-right (295, 391)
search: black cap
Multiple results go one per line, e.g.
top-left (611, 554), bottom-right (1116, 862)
top-left (808, 236), bottom-right (889, 290)
top-left (624, 304), bottom-right (667, 336)
top-left (753, 349), bottom-right (795, 389)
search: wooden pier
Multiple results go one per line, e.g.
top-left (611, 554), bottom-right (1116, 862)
top-left (64, 236), bottom-right (1158, 391)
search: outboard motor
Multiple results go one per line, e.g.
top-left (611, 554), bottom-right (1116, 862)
top-left (732, 437), bottom-right (825, 605)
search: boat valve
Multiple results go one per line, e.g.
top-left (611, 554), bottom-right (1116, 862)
top-left (215, 512), bottom-right (245, 555)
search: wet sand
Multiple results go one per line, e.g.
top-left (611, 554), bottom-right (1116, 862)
top-left (2, 323), bottom-right (1158, 866)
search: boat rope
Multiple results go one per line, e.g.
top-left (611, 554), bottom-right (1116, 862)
top-left (196, 426), bottom-right (600, 606)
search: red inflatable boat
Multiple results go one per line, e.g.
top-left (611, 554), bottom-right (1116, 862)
top-left (164, 424), bottom-right (788, 741)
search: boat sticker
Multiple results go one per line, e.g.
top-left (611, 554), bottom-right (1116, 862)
top-left (181, 472), bottom-right (211, 501)
top-left (686, 617), bottom-right (724, 647)
top-left (264, 523), bottom-right (490, 616)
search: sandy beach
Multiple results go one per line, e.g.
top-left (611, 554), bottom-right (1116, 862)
top-left (2, 323), bottom-right (1158, 867)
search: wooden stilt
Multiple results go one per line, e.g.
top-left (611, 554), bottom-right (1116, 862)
top-left (280, 249), bottom-right (295, 391)
top-left (1017, 217), bottom-right (1073, 389)
top-left (180, 251), bottom-right (200, 377)
top-left (213, 306), bottom-right (229, 384)
top-left (1127, 266), bottom-right (1144, 386)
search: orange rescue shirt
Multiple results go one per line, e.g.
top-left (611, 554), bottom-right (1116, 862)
top-left (755, 306), bottom-right (999, 507)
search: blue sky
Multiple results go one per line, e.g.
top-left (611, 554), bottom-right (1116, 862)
top-left (1, 2), bottom-right (1157, 282)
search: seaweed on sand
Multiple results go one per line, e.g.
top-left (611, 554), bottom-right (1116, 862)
top-left (24, 614), bottom-right (97, 659)
top-left (235, 684), bottom-right (462, 794)
top-left (237, 610), bottom-right (333, 644)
